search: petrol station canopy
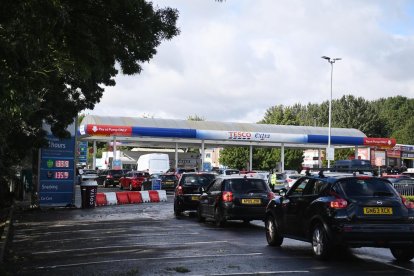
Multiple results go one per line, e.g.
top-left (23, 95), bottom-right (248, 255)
top-left (79, 115), bottom-right (396, 149)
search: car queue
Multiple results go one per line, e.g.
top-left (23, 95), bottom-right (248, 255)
top-left (77, 164), bottom-right (414, 262)
top-left (171, 167), bottom-right (414, 262)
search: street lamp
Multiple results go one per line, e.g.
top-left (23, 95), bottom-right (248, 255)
top-left (321, 56), bottom-right (341, 168)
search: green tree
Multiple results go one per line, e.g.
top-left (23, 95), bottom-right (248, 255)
top-left (331, 95), bottom-right (385, 137)
top-left (0, 0), bottom-right (179, 202)
top-left (373, 96), bottom-right (414, 143)
top-left (187, 114), bottom-right (205, 121)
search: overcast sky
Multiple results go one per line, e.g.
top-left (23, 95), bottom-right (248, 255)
top-left (88, 0), bottom-right (414, 123)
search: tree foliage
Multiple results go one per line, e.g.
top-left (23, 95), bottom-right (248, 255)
top-left (0, 0), bottom-right (179, 196)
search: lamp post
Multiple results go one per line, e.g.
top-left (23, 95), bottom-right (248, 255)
top-left (321, 56), bottom-right (341, 168)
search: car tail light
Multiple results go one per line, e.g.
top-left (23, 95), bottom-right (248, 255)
top-left (401, 195), bottom-right (414, 209)
top-left (267, 192), bottom-right (275, 200)
top-left (176, 185), bottom-right (183, 196)
top-left (106, 175), bottom-right (113, 179)
top-left (132, 180), bottom-right (138, 185)
top-left (222, 191), bottom-right (233, 202)
top-left (330, 198), bottom-right (348, 209)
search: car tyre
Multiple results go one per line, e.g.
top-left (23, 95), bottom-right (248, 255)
top-left (197, 205), bottom-right (205, 223)
top-left (174, 200), bottom-right (182, 217)
top-left (214, 207), bottom-right (226, 227)
top-left (265, 215), bottom-right (283, 246)
top-left (390, 247), bottom-right (414, 262)
top-left (312, 223), bottom-right (332, 260)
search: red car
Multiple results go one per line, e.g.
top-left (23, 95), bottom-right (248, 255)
top-left (119, 171), bottom-right (150, 191)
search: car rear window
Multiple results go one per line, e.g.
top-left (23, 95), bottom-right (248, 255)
top-left (337, 178), bottom-right (398, 197)
top-left (225, 179), bottom-right (268, 193)
top-left (181, 174), bottom-right (215, 186)
top-left (224, 170), bottom-right (239, 175)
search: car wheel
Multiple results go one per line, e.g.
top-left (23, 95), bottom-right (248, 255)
top-left (129, 184), bottom-right (133, 191)
top-left (197, 205), bottom-right (205, 223)
top-left (174, 200), bottom-right (182, 217)
top-left (312, 223), bottom-right (332, 260)
top-left (390, 247), bottom-right (414, 262)
top-left (214, 207), bottom-right (226, 227)
top-left (265, 215), bottom-right (283, 246)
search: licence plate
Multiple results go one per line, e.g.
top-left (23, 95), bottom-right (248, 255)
top-left (191, 196), bottom-right (199, 201)
top-left (241, 198), bottom-right (261, 205)
top-left (164, 181), bottom-right (174, 185)
top-left (363, 207), bottom-right (393, 215)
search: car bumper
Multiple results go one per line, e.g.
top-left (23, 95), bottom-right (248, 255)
top-left (222, 204), bottom-right (267, 221)
top-left (176, 194), bottom-right (201, 211)
top-left (331, 223), bottom-right (414, 247)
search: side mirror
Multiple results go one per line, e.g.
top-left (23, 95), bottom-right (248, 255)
top-left (279, 188), bottom-right (287, 197)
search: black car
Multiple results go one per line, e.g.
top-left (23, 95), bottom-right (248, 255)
top-left (142, 173), bottom-right (178, 191)
top-left (159, 173), bottom-right (179, 191)
top-left (265, 171), bottom-right (414, 261)
top-left (173, 172), bottom-right (216, 217)
top-left (96, 169), bottom-right (126, 187)
top-left (198, 175), bottom-right (274, 226)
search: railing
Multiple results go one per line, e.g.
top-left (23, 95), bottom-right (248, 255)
top-left (393, 184), bottom-right (414, 196)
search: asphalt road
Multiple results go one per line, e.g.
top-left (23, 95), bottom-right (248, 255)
top-left (3, 187), bottom-right (414, 275)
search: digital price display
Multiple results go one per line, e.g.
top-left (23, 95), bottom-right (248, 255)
top-left (54, 171), bottom-right (69, 179)
top-left (55, 160), bottom-right (70, 168)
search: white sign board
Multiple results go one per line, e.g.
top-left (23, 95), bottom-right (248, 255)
top-left (326, 147), bottom-right (335, 161)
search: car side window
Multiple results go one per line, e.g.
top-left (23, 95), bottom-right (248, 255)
top-left (209, 179), bottom-right (222, 192)
top-left (311, 180), bottom-right (328, 195)
top-left (289, 178), bottom-right (310, 196)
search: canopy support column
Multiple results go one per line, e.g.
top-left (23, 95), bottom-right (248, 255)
top-left (201, 140), bottom-right (205, 171)
top-left (175, 143), bottom-right (178, 170)
top-left (355, 146), bottom-right (359, 159)
top-left (281, 143), bottom-right (285, 172)
top-left (113, 136), bottom-right (117, 168)
top-left (318, 148), bottom-right (322, 168)
top-left (249, 145), bottom-right (253, 171)
top-left (92, 140), bottom-right (97, 169)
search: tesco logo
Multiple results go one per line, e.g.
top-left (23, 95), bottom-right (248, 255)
top-left (228, 131), bottom-right (251, 140)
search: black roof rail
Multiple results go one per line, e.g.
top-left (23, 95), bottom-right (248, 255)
top-left (305, 167), bottom-right (377, 177)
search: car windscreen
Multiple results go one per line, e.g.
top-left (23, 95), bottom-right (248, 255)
top-left (83, 170), bottom-right (97, 175)
top-left (134, 172), bottom-right (149, 177)
top-left (287, 175), bottom-right (301, 179)
top-left (337, 178), bottom-right (398, 197)
top-left (225, 179), bottom-right (268, 193)
top-left (110, 170), bottom-right (124, 176)
top-left (161, 175), bottom-right (177, 181)
top-left (181, 174), bottom-right (215, 186)
top-left (276, 174), bottom-right (285, 180)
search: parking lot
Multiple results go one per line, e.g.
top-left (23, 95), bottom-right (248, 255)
top-left (3, 186), bottom-right (414, 275)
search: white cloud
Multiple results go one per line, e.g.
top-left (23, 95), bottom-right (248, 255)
top-left (88, 0), bottom-right (414, 123)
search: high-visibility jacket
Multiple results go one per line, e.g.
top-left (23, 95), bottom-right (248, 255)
top-left (270, 173), bottom-right (277, 186)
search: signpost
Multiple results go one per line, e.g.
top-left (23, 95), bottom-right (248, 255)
top-left (38, 120), bottom-right (76, 207)
top-left (78, 141), bottom-right (88, 165)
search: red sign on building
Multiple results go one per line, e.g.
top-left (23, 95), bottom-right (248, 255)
top-left (363, 138), bottom-right (396, 148)
top-left (86, 125), bottom-right (132, 136)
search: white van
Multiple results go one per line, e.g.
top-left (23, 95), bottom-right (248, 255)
top-left (137, 153), bottom-right (170, 175)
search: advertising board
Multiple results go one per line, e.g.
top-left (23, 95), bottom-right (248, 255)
top-left (38, 120), bottom-right (76, 207)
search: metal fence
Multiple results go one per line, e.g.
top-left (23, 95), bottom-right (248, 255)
top-left (393, 184), bottom-right (414, 197)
